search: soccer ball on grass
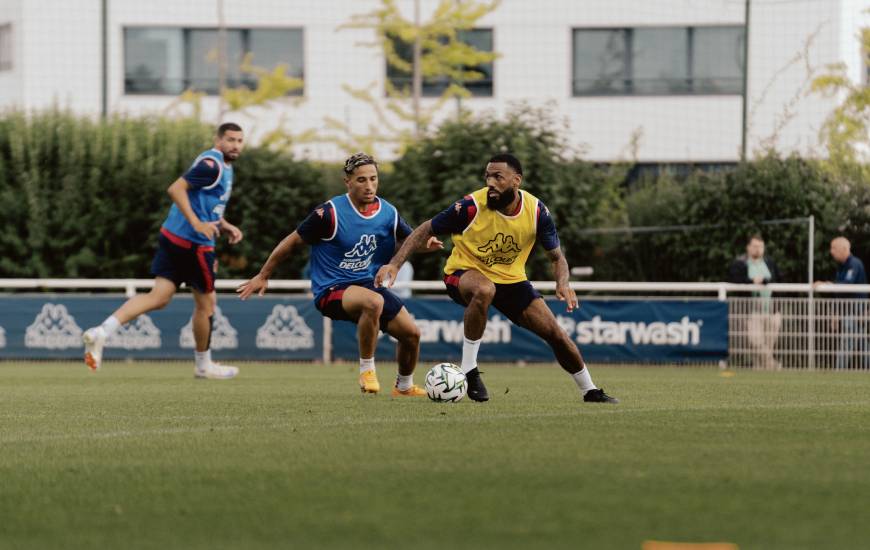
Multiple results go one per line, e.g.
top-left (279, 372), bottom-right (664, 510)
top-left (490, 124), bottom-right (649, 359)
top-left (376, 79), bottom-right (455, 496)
top-left (424, 363), bottom-right (467, 403)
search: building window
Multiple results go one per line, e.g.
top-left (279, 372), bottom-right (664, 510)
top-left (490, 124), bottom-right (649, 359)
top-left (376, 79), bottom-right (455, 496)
top-left (0, 24), bottom-right (12, 72)
top-left (124, 27), bottom-right (304, 95)
top-left (386, 28), bottom-right (494, 97)
top-left (572, 26), bottom-right (744, 96)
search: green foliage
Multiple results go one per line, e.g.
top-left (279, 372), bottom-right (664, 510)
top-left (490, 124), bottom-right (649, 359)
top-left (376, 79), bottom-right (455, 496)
top-left (0, 110), bottom-right (211, 277)
top-left (222, 148), bottom-right (330, 278)
top-left (330, 0), bottom-right (500, 155)
top-left (2, 109), bottom-right (869, 284)
top-left (0, 110), bottom-right (329, 279)
top-left (221, 54), bottom-right (304, 114)
top-left (618, 156), bottom-right (843, 282)
top-left (381, 106), bottom-right (626, 280)
top-left (811, 25), bottom-right (870, 167)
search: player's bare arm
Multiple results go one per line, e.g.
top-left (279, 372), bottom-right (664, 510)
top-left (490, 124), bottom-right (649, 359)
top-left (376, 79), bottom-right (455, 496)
top-left (375, 220), bottom-right (436, 287)
top-left (237, 231), bottom-right (305, 299)
top-left (167, 177), bottom-right (220, 240)
top-left (219, 218), bottom-right (243, 244)
top-left (547, 246), bottom-right (578, 312)
top-left (396, 234), bottom-right (444, 255)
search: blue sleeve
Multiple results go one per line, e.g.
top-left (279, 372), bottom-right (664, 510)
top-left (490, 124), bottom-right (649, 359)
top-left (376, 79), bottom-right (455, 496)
top-left (396, 215), bottom-right (414, 240)
top-left (182, 158), bottom-right (220, 189)
top-left (536, 201), bottom-right (561, 251)
top-left (856, 261), bottom-right (868, 284)
top-left (296, 203), bottom-right (334, 244)
top-left (431, 197), bottom-right (476, 235)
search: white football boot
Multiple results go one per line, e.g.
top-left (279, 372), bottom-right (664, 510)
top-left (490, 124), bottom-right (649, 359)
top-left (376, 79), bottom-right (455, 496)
top-left (82, 327), bottom-right (107, 371)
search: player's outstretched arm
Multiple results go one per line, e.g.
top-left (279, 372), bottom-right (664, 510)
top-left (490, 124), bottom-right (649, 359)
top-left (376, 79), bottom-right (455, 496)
top-left (547, 246), bottom-right (578, 312)
top-left (167, 178), bottom-right (220, 240)
top-left (375, 220), bottom-right (435, 287)
top-left (237, 231), bottom-right (305, 299)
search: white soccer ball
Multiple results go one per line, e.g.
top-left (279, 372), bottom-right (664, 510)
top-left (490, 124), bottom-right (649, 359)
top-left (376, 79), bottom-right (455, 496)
top-left (425, 363), bottom-right (467, 403)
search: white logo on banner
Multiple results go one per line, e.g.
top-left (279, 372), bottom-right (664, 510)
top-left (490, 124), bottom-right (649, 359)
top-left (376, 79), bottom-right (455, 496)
top-left (557, 315), bottom-right (702, 346)
top-left (410, 314), bottom-right (511, 344)
top-left (256, 305), bottom-right (315, 350)
top-left (0, 326), bottom-right (5, 348)
top-left (179, 306), bottom-right (238, 349)
top-left (25, 304), bottom-right (83, 349)
top-left (107, 315), bottom-right (161, 349)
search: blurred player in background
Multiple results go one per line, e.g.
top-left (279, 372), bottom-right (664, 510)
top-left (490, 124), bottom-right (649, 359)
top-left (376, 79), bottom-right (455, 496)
top-left (83, 123), bottom-right (246, 379)
top-left (237, 153), bottom-right (442, 395)
top-left (376, 153), bottom-right (618, 404)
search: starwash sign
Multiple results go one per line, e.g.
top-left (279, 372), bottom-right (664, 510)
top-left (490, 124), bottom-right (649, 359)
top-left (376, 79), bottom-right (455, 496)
top-left (332, 298), bottom-right (727, 363)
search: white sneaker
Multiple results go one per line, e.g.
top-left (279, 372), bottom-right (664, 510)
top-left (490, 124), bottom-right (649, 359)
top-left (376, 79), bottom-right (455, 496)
top-left (194, 363), bottom-right (239, 380)
top-left (82, 327), bottom-right (107, 371)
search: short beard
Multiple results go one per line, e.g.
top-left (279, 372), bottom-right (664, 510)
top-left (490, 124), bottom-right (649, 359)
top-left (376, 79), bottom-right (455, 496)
top-left (486, 188), bottom-right (516, 210)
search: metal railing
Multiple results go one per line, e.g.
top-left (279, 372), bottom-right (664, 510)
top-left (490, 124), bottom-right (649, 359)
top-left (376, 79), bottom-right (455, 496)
top-left (1, 279), bottom-right (868, 369)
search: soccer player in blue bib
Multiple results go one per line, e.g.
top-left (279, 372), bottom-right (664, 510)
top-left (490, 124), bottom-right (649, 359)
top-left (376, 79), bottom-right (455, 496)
top-left (237, 153), bottom-right (443, 395)
top-left (83, 123), bottom-right (245, 379)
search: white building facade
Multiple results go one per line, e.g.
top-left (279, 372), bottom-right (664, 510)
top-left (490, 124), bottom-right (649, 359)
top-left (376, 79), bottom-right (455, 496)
top-left (0, 0), bottom-right (866, 163)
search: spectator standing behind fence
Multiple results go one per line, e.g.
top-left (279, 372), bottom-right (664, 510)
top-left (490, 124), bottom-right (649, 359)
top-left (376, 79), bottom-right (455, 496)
top-left (816, 237), bottom-right (868, 369)
top-left (727, 235), bottom-right (782, 370)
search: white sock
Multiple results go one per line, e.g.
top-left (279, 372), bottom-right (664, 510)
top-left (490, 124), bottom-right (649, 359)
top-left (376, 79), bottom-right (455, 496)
top-left (195, 350), bottom-right (212, 369)
top-left (396, 374), bottom-right (413, 391)
top-left (100, 315), bottom-right (121, 337)
top-left (572, 367), bottom-right (597, 394)
top-left (460, 336), bottom-right (481, 374)
top-left (359, 357), bottom-right (375, 374)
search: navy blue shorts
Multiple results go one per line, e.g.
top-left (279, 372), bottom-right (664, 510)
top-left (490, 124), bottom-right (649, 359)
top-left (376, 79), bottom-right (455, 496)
top-left (444, 270), bottom-right (542, 324)
top-left (314, 280), bottom-right (404, 331)
top-left (151, 228), bottom-right (216, 293)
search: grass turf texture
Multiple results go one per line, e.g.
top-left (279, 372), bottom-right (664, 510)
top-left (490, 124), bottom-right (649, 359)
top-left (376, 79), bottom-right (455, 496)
top-left (1, 363), bottom-right (868, 550)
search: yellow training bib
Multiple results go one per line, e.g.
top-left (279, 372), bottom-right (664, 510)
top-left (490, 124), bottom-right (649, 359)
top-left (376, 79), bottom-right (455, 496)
top-left (444, 188), bottom-right (539, 284)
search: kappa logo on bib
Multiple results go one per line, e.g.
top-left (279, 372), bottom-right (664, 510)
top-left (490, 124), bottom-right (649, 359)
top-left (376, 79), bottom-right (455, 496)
top-left (476, 232), bottom-right (521, 265)
top-left (340, 234), bottom-right (378, 271)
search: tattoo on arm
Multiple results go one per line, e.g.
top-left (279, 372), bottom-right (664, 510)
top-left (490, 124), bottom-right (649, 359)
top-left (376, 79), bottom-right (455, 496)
top-left (547, 247), bottom-right (570, 286)
top-left (389, 220), bottom-right (434, 268)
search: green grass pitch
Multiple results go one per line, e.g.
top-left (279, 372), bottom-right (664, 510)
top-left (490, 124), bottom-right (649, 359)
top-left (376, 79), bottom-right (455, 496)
top-left (1, 362), bottom-right (868, 550)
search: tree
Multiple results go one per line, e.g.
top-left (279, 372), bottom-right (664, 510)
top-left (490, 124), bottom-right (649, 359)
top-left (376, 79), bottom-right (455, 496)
top-left (328, 0), bottom-right (500, 156)
top-left (382, 105), bottom-right (627, 281)
top-left (811, 23), bottom-right (870, 167)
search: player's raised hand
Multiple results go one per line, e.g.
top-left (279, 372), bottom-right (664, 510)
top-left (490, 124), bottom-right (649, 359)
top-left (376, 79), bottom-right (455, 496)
top-left (556, 283), bottom-right (579, 313)
top-left (237, 274), bottom-right (268, 300)
top-left (194, 220), bottom-right (221, 241)
top-left (425, 236), bottom-right (444, 252)
top-left (375, 264), bottom-right (398, 288)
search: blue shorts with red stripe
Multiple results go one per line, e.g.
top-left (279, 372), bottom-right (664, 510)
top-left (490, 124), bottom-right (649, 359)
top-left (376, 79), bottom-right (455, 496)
top-left (151, 228), bottom-right (216, 293)
top-left (444, 270), bottom-right (542, 324)
top-left (314, 280), bottom-right (404, 331)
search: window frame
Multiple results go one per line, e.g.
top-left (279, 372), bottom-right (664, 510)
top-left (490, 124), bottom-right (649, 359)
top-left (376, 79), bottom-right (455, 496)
top-left (571, 24), bottom-right (745, 97)
top-left (0, 24), bottom-right (13, 72)
top-left (122, 25), bottom-right (305, 97)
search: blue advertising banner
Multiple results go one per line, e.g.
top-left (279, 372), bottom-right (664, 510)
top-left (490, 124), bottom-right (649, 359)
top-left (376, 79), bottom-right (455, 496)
top-left (0, 296), bottom-right (726, 363)
top-left (0, 296), bottom-right (323, 360)
top-left (332, 299), bottom-right (728, 363)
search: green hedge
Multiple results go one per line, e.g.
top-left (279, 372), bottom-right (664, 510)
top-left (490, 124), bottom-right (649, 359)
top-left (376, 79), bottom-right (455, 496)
top-left (1, 109), bottom-right (867, 283)
top-left (0, 110), bottom-right (329, 279)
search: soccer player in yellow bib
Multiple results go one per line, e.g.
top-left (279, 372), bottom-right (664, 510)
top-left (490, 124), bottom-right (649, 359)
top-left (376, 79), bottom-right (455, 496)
top-left (375, 154), bottom-right (618, 403)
